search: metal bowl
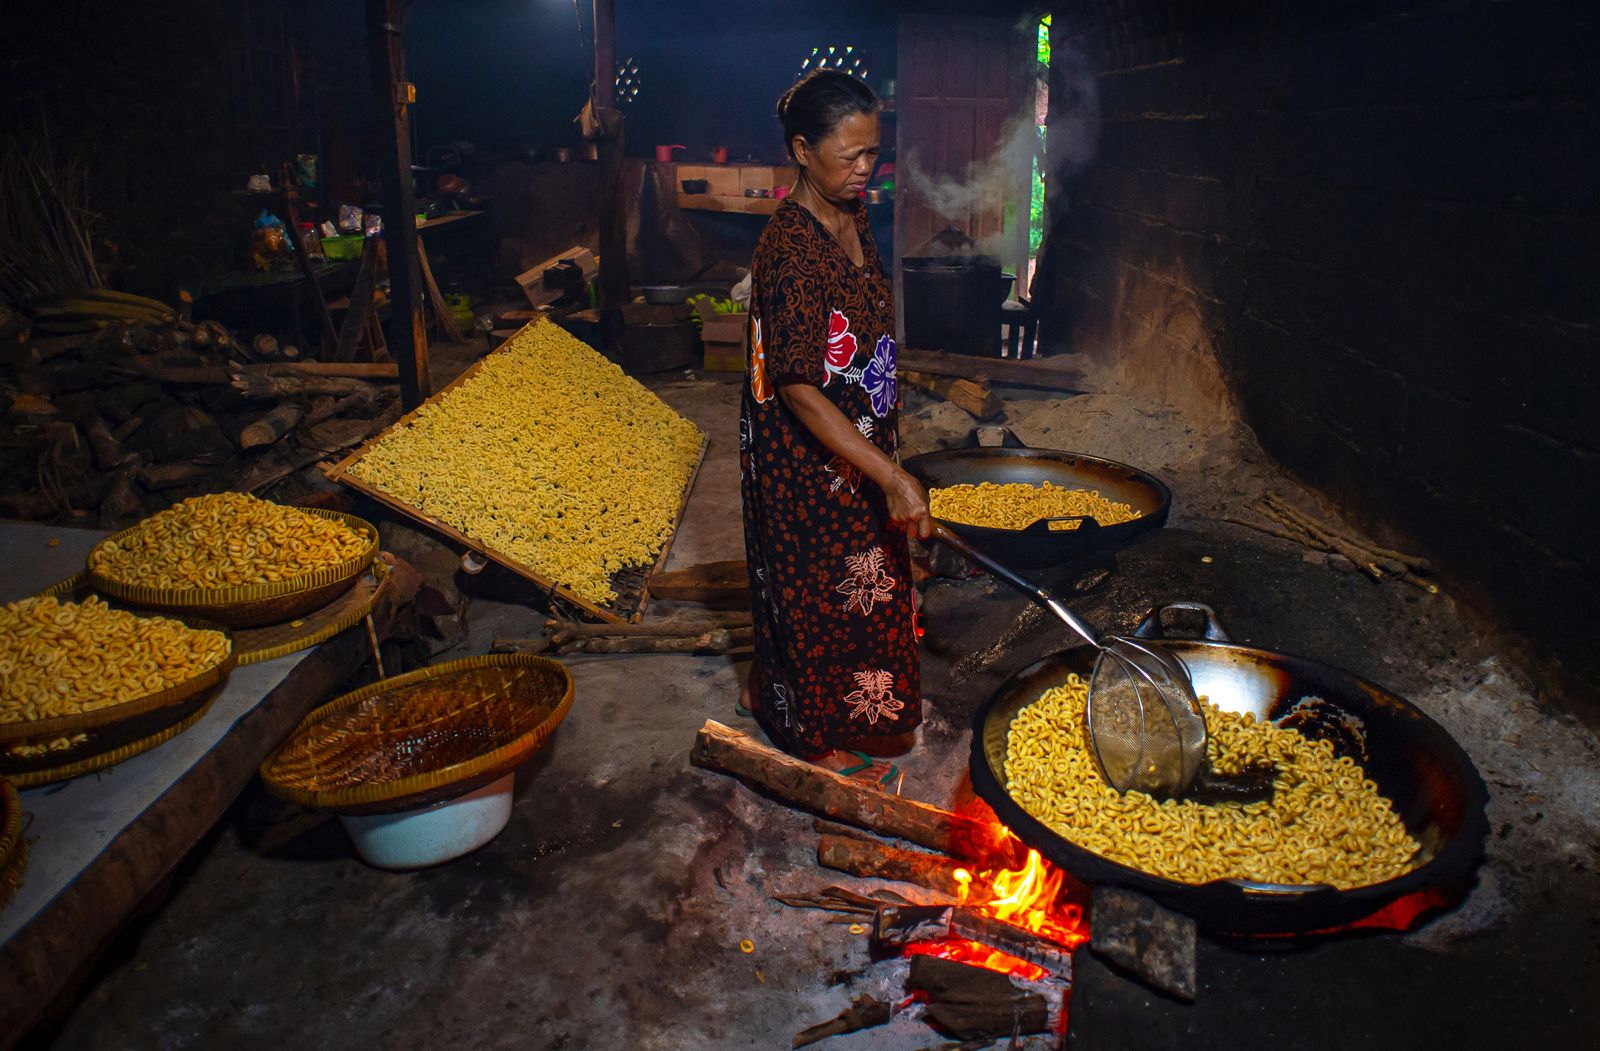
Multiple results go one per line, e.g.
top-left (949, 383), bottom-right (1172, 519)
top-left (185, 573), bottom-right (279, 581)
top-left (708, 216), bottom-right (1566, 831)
top-left (903, 447), bottom-right (1171, 568)
top-left (969, 603), bottom-right (1489, 934)
top-left (641, 285), bottom-right (689, 305)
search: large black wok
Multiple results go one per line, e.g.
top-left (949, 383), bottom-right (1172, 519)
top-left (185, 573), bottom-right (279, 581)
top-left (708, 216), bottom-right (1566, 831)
top-left (969, 602), bottom-right (1489, 935)
top-left (903, 448), bottom-right (1171, 569)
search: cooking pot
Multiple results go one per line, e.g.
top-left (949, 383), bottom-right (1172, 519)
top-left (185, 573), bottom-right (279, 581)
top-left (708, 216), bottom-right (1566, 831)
top-left (969, 602), bottom-right (1489, 934)
top-left (902, 447), bottom-right (1170, 569)
top-left (901, 255), bottom-right (1013, 356)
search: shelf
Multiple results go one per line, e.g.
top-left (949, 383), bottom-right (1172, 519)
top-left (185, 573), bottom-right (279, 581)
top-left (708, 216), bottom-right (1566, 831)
top-left (676, 192), bottom-right (781, 215)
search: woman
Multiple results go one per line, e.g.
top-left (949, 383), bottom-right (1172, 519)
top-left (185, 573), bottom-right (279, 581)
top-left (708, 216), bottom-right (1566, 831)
top-left (739, 70), bottom-right (932, 781)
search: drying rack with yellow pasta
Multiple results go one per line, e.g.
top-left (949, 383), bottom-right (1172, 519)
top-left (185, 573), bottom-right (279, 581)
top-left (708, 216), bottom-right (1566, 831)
top-left (968, 601), bottom-right (1489, 935)
top-left (322, 318), bottom-right (707, 625)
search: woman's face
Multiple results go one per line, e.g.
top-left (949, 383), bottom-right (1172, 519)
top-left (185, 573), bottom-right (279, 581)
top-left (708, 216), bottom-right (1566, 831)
top-left (794, 111), bottom-right (880, 206)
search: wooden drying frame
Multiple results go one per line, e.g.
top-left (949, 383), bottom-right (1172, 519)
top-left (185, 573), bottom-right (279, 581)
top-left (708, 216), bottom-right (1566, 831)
top-left (323, 324), bottom-right (708, 624)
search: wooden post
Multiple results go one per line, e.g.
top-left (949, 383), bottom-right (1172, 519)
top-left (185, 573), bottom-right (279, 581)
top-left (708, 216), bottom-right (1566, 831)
top-left (365, 0), bottom-right (431, 409)
top-left (592, 0), bottom-right (630, 335)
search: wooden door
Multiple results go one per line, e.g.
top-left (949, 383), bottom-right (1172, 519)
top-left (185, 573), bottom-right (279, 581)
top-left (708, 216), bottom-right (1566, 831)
top-left (894, 13), bottom-right (1033, 277)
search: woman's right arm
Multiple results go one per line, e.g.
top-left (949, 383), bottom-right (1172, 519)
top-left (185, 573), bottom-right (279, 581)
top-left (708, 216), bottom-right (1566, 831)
top-left (778, 383), bottom-right (931, 539)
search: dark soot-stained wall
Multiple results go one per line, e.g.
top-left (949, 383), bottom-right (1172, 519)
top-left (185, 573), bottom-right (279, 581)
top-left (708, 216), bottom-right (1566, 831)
top-left (1046, 1), bottom-right (1599, 704)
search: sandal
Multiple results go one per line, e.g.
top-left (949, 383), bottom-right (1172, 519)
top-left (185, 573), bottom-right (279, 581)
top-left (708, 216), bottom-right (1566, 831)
top-left (834, 751), bottom-right (901, 788)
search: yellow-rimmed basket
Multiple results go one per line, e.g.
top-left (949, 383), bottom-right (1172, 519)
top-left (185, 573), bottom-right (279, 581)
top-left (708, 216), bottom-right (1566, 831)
top-left (85, 508), bottom-right (380, 629)
top-left (260, 654), bottom-right (574, 815)
top-left (0, 614), bottom-right (236, 786)
top-left (0, 779), bottom-right (23, 910)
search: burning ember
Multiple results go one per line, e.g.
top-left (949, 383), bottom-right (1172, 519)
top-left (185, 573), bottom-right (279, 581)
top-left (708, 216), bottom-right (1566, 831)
top-left (901, 836), bottom-right (1088, 983)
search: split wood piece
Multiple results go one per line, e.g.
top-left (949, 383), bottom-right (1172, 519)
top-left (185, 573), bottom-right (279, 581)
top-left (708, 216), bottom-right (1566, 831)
top-left (872, 904), bottom-right (1076, 981)
top-left (900, 347), bottom-right (1090, 393)
top-left (230, 372), bottom-right (385, 401)
top-left (138, 461), bottom-right (214, 491)
top-left (817, 832), bottom-right (973, 900)
top-left (416, 241), bottom-right (464, 341)
top-left (121, 363), bottom-right (233, 386)
top-left (251, 362), bottom-right (399, 380)
top-left (98, 463), bottom-right (142, 527)
top-left (298, 415), bottom-right (388, 457)
top-left (648, 560), bottom-right (749, 603)
top-left (900, 369), bottom-right (1004, 421)
top-left (302, 391), bottom-right (378, 428)
top-left (1088, 885), bottom-right (1198, 1002)
top-left (239, 402), bottom-right (304, 449)
top-left (82, 413), bottom-right (123, 470)
top-left (905, 955), bottom-right (1053, 1042)
top-left (772, 884), bottom-right (919, 916)
top-left (690, 720), bottom-right (1013, 862)
top-left (252, 334), bottom-right (280, 359)
top-left (792, 994), bottom-right (892, 1049)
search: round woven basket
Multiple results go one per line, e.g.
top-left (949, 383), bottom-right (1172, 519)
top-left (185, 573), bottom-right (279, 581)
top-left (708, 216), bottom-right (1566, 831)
top-left (261, 653), bottom-right (575, 815)
top-left (85, 508), bottom-right (379, 629)
top-left (0, 614), bottom-right (236, 784)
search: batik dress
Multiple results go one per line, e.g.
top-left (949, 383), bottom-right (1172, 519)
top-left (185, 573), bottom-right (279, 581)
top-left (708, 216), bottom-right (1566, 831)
top-left (739, 198), bottom-right (920, 757)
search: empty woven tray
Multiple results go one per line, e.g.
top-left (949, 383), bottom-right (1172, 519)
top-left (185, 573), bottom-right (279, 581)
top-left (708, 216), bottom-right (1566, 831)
top-left (260, 654), bottom-right (574, 814)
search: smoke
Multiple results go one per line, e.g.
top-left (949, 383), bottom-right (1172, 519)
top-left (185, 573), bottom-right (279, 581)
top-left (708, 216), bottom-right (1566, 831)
top-left (899, 36), bottom-right (1100, 260)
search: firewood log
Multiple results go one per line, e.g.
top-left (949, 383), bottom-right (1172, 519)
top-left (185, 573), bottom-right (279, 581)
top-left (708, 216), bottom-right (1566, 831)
top-left (690, 720), bottom-right (1015, 862)
top-left (238, 402), bottom-right (304, 449)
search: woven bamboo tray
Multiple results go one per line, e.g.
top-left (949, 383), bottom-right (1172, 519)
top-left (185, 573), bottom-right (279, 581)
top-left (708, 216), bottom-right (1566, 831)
top-left (322, 330), bottom-right (707, 625)
top-left (0, 614), bottom-right (236, 786)
top-left (32, 560), bottom-right (387, 666)
top-left (261, 653), bottom-right (574, 815)
top-left (86, 507), bottom-right (380, 629)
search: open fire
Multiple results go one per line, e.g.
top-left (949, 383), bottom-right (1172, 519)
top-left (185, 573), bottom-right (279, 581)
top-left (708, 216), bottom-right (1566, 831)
top-left (902, 838), bottom-right (1088, 982)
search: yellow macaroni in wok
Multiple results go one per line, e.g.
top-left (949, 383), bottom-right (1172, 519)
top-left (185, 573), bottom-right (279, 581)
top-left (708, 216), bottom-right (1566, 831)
top-left (1004, 673), bottom-right (1419, 889)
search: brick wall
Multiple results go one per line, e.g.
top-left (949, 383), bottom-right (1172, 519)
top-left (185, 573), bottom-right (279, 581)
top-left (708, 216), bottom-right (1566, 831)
top-left (1042, 0), bottom-right (1599, 707)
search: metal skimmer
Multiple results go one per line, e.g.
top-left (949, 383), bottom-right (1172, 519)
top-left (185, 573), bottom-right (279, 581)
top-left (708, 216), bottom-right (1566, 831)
top-left (931, 522), bottom-right (1207, 797)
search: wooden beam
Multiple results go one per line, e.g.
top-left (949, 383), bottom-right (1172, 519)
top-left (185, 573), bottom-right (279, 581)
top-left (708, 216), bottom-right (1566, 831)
top-left (365, 0), bottom-right (431, 409)
top-left (900, 348), bottom-right (1089, 392)
top-left (592, 0), bottom-right (630, 325)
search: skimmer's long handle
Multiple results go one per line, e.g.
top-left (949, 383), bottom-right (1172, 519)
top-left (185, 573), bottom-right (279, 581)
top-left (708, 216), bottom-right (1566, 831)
top-left (929, 522), bottom-right (1102, 650)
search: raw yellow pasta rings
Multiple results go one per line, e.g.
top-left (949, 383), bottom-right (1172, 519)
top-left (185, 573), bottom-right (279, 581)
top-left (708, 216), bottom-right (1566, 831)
top-left (0, 596), bottom-right (231, 723)
top-left (930, 481), bottom-right (1142, 530)
top-left (88, 493), bottom-right (369, 592)
top-left (345, 319), bottom-right (704, 606)
top-left (1004, 673), bottom-right (1420, 890)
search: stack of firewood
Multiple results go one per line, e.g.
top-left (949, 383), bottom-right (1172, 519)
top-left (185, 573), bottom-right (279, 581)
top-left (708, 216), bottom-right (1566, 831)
top-left (0, 307), bottom-right (401, 527)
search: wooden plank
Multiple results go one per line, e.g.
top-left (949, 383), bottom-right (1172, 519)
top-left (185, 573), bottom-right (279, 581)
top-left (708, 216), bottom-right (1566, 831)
top-left (900, 347), bottom-right (1090, 392)
top-left (415, 210), bottom-right (483, 234)
top-left (647, 559), bottom-right (748, 603)
top-left (324, 322), bottom-right (708, 624)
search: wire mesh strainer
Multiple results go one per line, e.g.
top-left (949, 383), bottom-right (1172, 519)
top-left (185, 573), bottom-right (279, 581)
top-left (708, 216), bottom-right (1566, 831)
top-left (931, 522), bottom-right (1208, 797)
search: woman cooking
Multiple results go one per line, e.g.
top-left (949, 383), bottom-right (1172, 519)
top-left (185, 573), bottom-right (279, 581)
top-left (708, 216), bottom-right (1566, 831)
top-left (739, 70), bottom-right (932, 784)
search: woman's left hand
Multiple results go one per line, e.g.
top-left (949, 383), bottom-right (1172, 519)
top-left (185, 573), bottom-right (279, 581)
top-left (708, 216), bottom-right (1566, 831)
top-left (884, 468), bottom-right (933, 540)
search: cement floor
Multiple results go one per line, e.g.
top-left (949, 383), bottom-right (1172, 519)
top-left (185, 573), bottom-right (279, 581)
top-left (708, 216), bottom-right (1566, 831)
top-left (39, 371), bottom-right (1600, 1050)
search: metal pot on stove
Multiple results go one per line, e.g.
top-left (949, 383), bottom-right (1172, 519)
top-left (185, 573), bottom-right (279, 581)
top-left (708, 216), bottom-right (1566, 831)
top-left (901, 227), bottom-right (1015, 357)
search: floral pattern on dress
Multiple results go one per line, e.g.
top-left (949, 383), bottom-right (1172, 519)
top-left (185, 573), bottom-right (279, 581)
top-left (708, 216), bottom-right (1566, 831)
top-left (844, 668), bottom-right (904, 726)
top-left (862, 335), bottom-right (897, 418)
top-left (824, 417), bottom-right (875, 495)
top-left (823, 310), bottom-right (859, 386)
top-left (749, 315), bottom-right (772, 403)
top-left (836, 547), bottom-right (897, 616)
